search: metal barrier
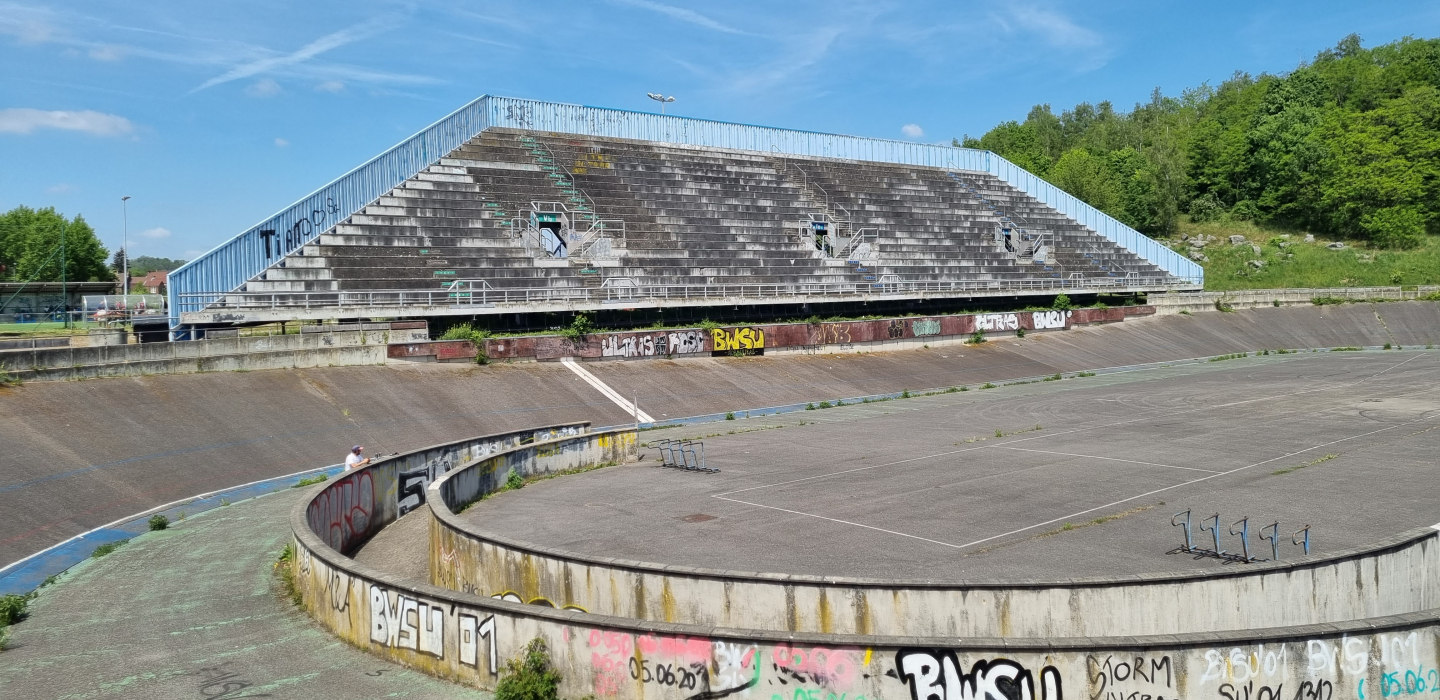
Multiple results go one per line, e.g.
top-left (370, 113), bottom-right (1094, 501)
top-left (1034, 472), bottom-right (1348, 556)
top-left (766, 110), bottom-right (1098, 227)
top-left (171, 96), bottom-right (1202, 330)
top-left (1171, 509), bottom-right (1313, 563)
top-left (179, 275), bottom-right (1174, 318)
top-left (652, 439), bottom-right (715, 473)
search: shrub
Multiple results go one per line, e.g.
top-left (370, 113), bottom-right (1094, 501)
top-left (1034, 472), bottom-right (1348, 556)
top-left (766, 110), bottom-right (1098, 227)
top-left (900, 390), bottom-right (911, 399)
top-left (506, 469), bottom-right (525, 490)
top-left (980, 382), bottom-right (998, 389)
top-left (0, 370), bottom-right (19, 387)
top-left (725, 411), bottom-right (735, 420)
top-left (1384, 342), bottom-right (1392, 350)
top-left (969, 329), bottom-right (986, 344)
top-left (1077, 371), bottom-right (1096, 377)
top-left (1188, 194), bottom-right (1223, 223)
top-left (805, 403), bottom-right (816, 410)
top-left (817, 401), bottom-right (832, 409)
top-left (148, 515), bottom-right (169, 531)
top-left (1362, 206), bottom-right (1425, 249)
top-left (1052, 293), bottom-right (1072, 311)
top-left (559, 314), bottom-right (595, 344)
top-left (1016, 327), bottom-right (1026, 338)
top-left (0, 592), bottom-right (33, 628)
top-left (1273, 299), bottom-right (1281, 307)
top-left (496, 638), bottom-right (562, 700)
top-left (697, 319), bottom-right (721, 332)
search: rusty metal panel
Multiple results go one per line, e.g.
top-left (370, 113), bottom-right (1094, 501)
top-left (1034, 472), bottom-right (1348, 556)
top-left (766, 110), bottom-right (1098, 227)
top-left (1123, 305), bottom-right (1157, 317)
top-left (389, 321), bottom-right (428, 330)
top-left (762, 323), bottom-right (812, 348)
top-left (387, 342), bottom-right (437, 359)
top-left (435, 340), bottom-right (478, 360)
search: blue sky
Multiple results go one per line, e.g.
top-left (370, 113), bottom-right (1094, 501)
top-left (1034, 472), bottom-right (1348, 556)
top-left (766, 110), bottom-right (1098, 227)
top-left (3, 1), bottom-right (1437, 262)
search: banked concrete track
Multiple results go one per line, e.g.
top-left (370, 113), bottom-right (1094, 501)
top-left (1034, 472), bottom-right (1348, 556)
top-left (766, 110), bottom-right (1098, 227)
top-left (2, 301), bottom-right (1439, 571)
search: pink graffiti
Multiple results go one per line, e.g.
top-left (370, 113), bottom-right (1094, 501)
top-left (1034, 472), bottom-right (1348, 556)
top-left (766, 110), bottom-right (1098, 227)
top-left (773, 646), bottom-right (860, 688)
top-left (306, 471), bottom-right (374, 554)
top-left (636, 634), bottom-right (712, 664)
top-left (588, 630), bottom-right (634, 696)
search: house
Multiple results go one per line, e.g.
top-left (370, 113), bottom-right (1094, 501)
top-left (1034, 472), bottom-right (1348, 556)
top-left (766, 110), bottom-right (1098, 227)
top-left (129, 270), bottom-right (168, 294)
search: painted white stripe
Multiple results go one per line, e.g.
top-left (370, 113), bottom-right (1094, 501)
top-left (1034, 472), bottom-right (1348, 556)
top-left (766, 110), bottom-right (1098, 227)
top-left (560, 357), bottom-right (655, 423)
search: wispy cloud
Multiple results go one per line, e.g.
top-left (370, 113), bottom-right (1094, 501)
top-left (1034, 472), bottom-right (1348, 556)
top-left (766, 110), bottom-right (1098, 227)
top-left (723, 26), bottom-right (842, 94)
top-left (245, 78), bottom-right (282, 97)
top-left (609, 0), bottom-right (749, 35)
top-left (46, 183), bottom-right (74, 194)
top-left (314, 80), bottom-right (345, 93)
top-left (1005, 5), bottom-right (1102, 48)
top-left (901, 124), bottom-right (924, 138)
top-left (0, 108), bottom-right (134, 136)
top-left (274, 137), bottom-right (289, 147)
top-left (191, 18), bottom-right (393, 93)
top-left (88, 44), bottom-right (123, 61)
top-left (442, 31), bottom-right (520, 50)
top-left (140, 227), bottom-right (171, 239)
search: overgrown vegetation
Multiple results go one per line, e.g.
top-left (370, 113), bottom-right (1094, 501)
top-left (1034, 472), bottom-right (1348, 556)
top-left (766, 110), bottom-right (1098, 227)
top-left (559, 313), bottom-right (596, 343)
top-left (0, 371), bottom-right (19, 387)
top-left (1178, 220), bottom-right (1440, 290)
top-left (148, 514), bottom-right (169, 531)
top-left (439, 323), bottom-right (492, 364)
top-left (0, 591), bottom-right (34, 649)
top-left (293, 473), bottom-right (329, 488)
top-left (960, 34), bottom-right (1440, 250)
top-left (1210, 352), bottom-right (1248, 362)
top-left (505, 469), bottom-right (525, 491)
top-left (90, 539), bottom-right (128, 558)
top-left (968, 329), bottom-right (987, 344)
top-left (495, 638), bottom-right (562, 700)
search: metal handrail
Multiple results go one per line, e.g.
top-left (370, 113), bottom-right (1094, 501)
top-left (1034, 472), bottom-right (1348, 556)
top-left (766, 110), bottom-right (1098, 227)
top-left (519, 133), bottom-right (601, 224)
top-left (180, 275), bottom-right (1191, 316)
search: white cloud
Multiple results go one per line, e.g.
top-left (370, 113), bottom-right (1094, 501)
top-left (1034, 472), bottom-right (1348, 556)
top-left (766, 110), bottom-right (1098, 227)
top-left (88, 44), bottom-right (124, 61)
top-left (245, 78), bottom-right (282, 97)
top-left (0, 108), bottom-right (134, 136)
top-left (274, 137), bottom-right (289, 147)
top-left (609, 0), bottom-right (748, 35)
top-left (191, 18), bottom-right (394, 93)
top-left (139, 227), bottom-right (171, 239)
top-left (901, 124), bottom-right (924, 138)
top-left (314, 80), bottom-right (345, 93)
top-left (1004, 5), bottom-right (1101, 49)
top-left (46, 183), bottom-right (74, 194)
top-left (182, 249), bottom-right (203, 259)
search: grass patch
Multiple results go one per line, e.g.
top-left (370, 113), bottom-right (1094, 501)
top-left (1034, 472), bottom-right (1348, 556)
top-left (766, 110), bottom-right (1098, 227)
top-left (91, 539), bottom-right (128, 558)
top-left (1331, 346), bottom-right (1363, 352)
top-left (293, 473), bottom-right (329, 488)
top-left (1076, 371), bottom-right (1096, 377)
top-left (979, 382), bottom-right (998, 389)
top-left (1272, 453), bottom-right (1339, 476)
top-left (1209, 352), bottom-right (1248, 362)
top-left (1171, 218), bottom-right (1440, 291)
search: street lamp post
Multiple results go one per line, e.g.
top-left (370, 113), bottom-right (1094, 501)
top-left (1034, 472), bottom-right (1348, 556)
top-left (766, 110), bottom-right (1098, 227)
top-left (121, 196), bottom-right (130, 314)
top-left (646, 93), bottom-right (675, 115)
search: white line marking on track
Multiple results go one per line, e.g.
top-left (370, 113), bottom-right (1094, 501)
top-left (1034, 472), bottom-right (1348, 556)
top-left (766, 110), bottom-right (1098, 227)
top-left (709, 495), bottom-right (967, 549)
top-left (996, 447), bottom-right (1221, 473)
top-left (560, 357), bottom-right (655, 423)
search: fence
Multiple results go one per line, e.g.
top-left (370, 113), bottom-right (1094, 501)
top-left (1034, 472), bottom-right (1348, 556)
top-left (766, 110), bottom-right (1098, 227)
top-left (170, 96), bottom-right (1201, 328)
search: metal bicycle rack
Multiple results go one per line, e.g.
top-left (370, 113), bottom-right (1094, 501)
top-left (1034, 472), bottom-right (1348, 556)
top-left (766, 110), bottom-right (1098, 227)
top-left (1171, 510), bottom-right (1313, 564)
top-left (651, 439), bottom-right (717, 473)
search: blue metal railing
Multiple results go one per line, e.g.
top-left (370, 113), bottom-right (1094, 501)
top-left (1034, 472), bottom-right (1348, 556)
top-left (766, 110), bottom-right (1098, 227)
top-left (172, 96), bottom-right (1200, 327)
top-left (168, 95), bottom-right (492, 321)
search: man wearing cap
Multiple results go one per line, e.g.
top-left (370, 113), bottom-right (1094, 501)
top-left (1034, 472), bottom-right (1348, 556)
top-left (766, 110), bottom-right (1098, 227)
top-left (345, 445), bottom-right (370, 471)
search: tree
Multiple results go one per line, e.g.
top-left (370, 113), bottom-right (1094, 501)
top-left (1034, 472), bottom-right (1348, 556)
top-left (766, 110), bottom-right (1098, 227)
top-left (110, 248), bottom-right (127, 275)
top-left (0, 206), bottom-right (110, 282)
top-left (1049, 149), bottom-right (1118, 213)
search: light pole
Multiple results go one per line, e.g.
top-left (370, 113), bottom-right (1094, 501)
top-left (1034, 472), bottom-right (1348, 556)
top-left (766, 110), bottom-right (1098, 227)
top-left (646, 93), bottom-right (675, 115)
top-left (121, 196), bottom-right (130, 309)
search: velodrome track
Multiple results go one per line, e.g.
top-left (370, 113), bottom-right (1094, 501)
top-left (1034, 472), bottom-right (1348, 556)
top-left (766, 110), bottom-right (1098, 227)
top-left (3, 301), bottom-right (1439, 570)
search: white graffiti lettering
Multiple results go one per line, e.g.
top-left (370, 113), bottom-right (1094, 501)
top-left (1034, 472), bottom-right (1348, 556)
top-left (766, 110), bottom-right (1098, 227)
top-left (896, 650), bottom-right (1062, 700)
top-left (975, 314), bottom-right (1020, 332)
top-left (1031, 310), bottom-right (1071, 330)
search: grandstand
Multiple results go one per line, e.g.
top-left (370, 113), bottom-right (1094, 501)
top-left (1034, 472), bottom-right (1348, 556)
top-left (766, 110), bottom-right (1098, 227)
top-left (169, 97), bottom-right (1201, 333)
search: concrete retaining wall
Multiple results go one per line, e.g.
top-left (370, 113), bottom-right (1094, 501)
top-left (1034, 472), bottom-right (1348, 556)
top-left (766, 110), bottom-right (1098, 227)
top-left (1151, 286), bottom-right (1440, 315)
top-left (293, 425), bottom-right (1440, 699)
top-left (2, 327), bottom-right (428, 382)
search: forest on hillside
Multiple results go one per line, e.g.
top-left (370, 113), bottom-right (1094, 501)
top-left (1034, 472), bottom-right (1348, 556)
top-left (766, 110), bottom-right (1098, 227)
top-left (957, 34), bottom-right (1440, 249)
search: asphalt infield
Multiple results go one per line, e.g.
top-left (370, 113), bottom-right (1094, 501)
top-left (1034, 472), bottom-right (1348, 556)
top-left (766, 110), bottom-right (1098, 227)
top-left (455, 350), bottom-right (1440, 580)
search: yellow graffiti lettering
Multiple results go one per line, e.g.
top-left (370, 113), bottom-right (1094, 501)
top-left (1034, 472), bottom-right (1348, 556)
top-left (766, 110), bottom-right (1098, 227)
top-left (712, 327), bottom-right (765, 352)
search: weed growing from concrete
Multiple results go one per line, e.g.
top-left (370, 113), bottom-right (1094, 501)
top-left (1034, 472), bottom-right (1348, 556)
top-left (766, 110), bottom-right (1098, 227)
top-left (816, 401), bottom-right (832, 409)
top-left (968, 330), bottom-right (986, 344)
top-left (496, 638), bottom-right (562, 700)
top-left (1215, 300), bottom-right (1235, 313)
top-left (1016, 327), bottom-right (1026, 338)
top-left (1043, 373), bottom-right (1062, 381)
top-left (1209, 352), bottom-right (1248, 362)
top-left (994, 429), bottom-right (1003, 437)
top-left (901, 390), bottom-right (911, 399)
top-left (1076, 371), bottom-right (1096, 377)
top-left (980, 382), bottom-right (998, 389)
top-left (1384, 342), bottom-right (1393, 349)
top-left (1273, 300), bottom-right (1282, 307)
top-left (293, 474), bottom-right (329, 488)
top-left (0, 370), bottom-right (20, 387)
top-left (148, 515), bottom-right (169, 531)
top-left (1178, 309), bottom-right (1192, 315)
top-left (1332, 347), bottom-right (1362, 351)
top-left (506, 469), bottom-right (525, 491)
top-left (805, 402), bottom-right (816, 410)
top-left (0, 591), bottom-right (35, 649)
top-left (1312, 297), bottom-right (1348, 306)
top-left (91, 540), bottom-right (128, 558)
top-left (958, 385), bottom-right (968, 391)
top-left (275, 544), bottom-right (302, 606)
top-left (1272, 453), bottom-right (1340, 476)
top-left (724, 411), bottom-right (735, 420)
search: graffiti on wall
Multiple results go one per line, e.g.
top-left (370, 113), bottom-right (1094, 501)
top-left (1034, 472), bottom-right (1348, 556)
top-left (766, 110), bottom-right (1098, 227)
top-left (306, 470), bottom-right (374, 553)
top-left (975, 314), bottom-right (1020, 332)
top-left (369, 584), bottom-right (498, 673)
top-left (586, 630), bottom-right (760, 698)
top-left (602, 331), bottom-right (706, 358)
top-left (713, 327), bottom-right (765, 352)
top-left (912, 319), bottom-right (941, 337)
top-left (895, 651), bottom-right (1062, 700)
top-left (1032, 311), bottom-right (1071, 330)
top-left (1087, 654), bottom-right (1174, 700)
